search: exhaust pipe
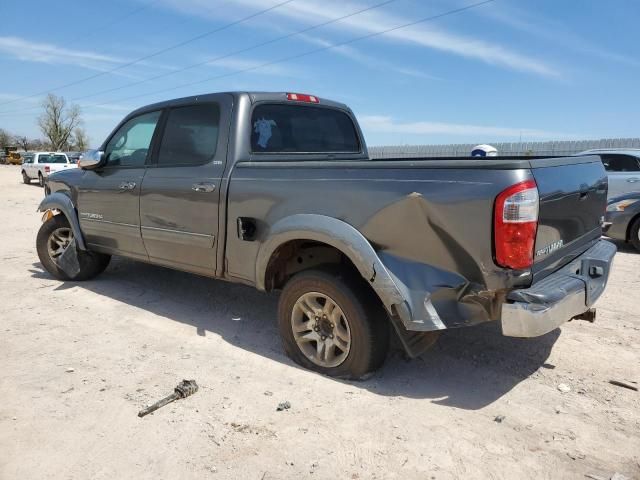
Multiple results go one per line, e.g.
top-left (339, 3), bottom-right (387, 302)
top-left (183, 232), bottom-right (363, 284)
top-left (572, 308), bottom-right (596, 323)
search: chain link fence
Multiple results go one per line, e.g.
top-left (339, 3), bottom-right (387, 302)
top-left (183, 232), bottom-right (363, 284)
top-left (368, 138), bottom-right (640, 158)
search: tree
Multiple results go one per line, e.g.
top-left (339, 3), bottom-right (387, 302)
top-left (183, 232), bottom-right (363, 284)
top-left (0, 128), bottom-right (11, 148)
top-left (14, 135), bottom-right (31, 151)
top-left (72, 127), bottom-right (89, 151)
top-left (37, 93), bottom-right (82, 151)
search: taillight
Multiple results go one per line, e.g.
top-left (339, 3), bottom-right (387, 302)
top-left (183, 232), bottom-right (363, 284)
top-left (494, 179), bottom-right (539, 269)
top-left (286, 93), bottom-right (319, 103)
top-left (44, 166), bottom-right (50, 173)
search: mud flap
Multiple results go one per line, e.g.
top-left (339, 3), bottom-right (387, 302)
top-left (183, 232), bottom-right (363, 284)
top-left (388, 313), bottom-right (440, 358)
top-left (56, 239), bottom-right (81, 278)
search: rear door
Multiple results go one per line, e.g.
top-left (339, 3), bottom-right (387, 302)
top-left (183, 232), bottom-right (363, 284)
top-left (530, 156), bottom-right (608, 281)
top-left (139, 96), bottom-right (230, 275)
top-left (78, 110), bottom-right (162, 260)
top-left (600, 154), bottom-right (640, 198)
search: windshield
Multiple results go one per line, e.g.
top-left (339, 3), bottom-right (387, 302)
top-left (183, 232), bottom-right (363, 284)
top-left (38, 154), bottom-right (68, 164)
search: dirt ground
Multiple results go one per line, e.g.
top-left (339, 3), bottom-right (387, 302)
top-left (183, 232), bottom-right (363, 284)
top-left (0, 164), bottom-right (638, 480)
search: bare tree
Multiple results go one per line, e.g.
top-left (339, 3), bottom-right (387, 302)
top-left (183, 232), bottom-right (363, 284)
top-left (72, 127), bottom-right (89, 151)
top-left (0, 128), bottom-right (11, 148)
top-left (37, 94), bottom-right (82, 151)
top-left (14, 135), bottom-right (31, 151)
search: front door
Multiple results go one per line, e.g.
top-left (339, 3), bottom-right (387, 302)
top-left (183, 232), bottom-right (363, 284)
top-left (139, 98), bottom-right (230, 275)
top-left (78, 110), bottom-right (162, 260)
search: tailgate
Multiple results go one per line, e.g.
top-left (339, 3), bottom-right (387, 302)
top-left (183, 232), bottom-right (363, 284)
top-left (530, 155), bottom-right (608, 281)
top-left (47, 163), bottom-right (73, 173)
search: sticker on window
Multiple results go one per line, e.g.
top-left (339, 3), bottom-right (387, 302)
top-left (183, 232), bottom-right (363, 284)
top-left (254, 117), bottom-right (277, 148)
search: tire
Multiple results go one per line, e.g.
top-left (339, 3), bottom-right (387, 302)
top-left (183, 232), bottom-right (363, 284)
top-left (629, 216), bottom-right (640, 252)
top-left (38, 172), bottom-right (44, 187)
top-left (278, 269), bottom-right (389, 379)
top-left (36, 215), bottom-right (111, 281)
top-left (22, 170), bottom-right (30, 184)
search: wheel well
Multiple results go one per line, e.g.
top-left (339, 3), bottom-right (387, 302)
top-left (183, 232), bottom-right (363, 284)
top-left (264, 240), bottom-right (361, 291)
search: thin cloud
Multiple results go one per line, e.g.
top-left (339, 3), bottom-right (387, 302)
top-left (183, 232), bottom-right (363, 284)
top-left (0, 36), bottom-right (124, 69)
top-left (360, 115), bottom-right (575, 139)
top-left (477, 3), bottom-right (640, 68)
top-left (158, 0), bottom-right (559, 77)
top-left (299, 33), bottom-right (440, 80)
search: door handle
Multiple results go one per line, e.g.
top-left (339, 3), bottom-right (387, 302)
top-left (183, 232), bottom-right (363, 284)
top-left (192, 182), bottom-right (216, 193)
top-left (119, 181), bottom-right (136, 190)
top-left (627, 178), bottom-right (639, 183)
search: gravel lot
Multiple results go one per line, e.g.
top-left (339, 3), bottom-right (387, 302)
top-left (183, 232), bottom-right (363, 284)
top-left (0, 164), bottom-right (638, 479)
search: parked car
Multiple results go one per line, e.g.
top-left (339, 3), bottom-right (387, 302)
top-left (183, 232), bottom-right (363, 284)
top-left (36, 92), bottom-right (616, 378)
top-left (576, 149), bottom-right (640, 198)
top-left (22, 152), bottom-right (77, 187)
top-left (604, 192), bottom-right (640, 251)
top-left (66, 152), bottom-right (82, 164)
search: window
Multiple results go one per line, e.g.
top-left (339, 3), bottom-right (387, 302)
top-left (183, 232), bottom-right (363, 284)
top-left (104, 111), bottom-right (161, 167)
top-left (601, 154), bottom-right (640, 172)
top-left (157, 104), bottom-right (220, 166)
top-left (37, 154), bottom-right (67, 164)
top-left (251, 104), bottom-right (360, 153)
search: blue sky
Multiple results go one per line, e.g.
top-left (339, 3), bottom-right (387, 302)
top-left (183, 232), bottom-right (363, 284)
top-left (0, 0), bottom-right (638, 147)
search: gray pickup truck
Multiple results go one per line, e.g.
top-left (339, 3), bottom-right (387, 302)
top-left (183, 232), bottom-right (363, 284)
top-left (37, 91), bottom-right (616, 379)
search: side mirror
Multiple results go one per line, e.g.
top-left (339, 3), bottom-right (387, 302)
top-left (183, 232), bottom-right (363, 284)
top-left (78, 150), bottom-right (104, 170)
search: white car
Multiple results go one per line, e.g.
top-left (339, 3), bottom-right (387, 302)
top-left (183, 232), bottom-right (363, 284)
top-left (21, 152), bottom-right (77, 187)
top-left (576, 149), bottom-right (640, 198)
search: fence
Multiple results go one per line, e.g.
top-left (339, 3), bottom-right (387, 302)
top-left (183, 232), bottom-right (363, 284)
top-left (368, 138), bottom-right (640, 158)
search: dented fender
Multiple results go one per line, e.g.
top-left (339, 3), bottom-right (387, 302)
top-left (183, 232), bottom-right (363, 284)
top-left (37, 192), bottom-right (87, 250)
top-left (255, 214), bottom-right (446, 332)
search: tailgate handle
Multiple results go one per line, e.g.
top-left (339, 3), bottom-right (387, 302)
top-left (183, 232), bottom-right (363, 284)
top-left (589, 265), bottom-right (604, 278)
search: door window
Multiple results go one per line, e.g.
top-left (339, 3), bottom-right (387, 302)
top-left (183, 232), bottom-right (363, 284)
top-left (104, 111), bottom-right (161, 167)
top-left (601, 154), bottom-right (640, 172)
top-left (157, 104), bottom-right (220, 166)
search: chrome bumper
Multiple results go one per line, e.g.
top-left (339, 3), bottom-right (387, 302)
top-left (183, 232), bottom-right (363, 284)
top-left (501, 240), bottom-right (616, 338)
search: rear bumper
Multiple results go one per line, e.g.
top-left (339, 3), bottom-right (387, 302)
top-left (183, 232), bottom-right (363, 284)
top-left (501, 239), bottom-right (616, 337)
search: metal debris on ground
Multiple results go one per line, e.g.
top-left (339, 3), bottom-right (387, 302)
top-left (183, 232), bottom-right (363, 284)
top-left (608, 380), bottom-right (638, 392)
top-left (138, 379), bottom-right (199, 418)
top-left (276, 401), bottom-right (291, 411)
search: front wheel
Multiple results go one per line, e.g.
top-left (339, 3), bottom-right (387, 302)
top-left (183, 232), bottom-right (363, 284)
top-left (278, 269), bottom-right (389, 379)
top-left (36, 215), bottom-right (111, 281)
top-left (630, 216), bottom-right (640, 252)
top-left (22, 170), bottom-right (30, 184)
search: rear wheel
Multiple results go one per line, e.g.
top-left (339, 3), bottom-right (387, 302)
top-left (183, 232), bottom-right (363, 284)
top-left (630, 217), bottom-right (640, 252)
top-left (22, 170), bottom-right (30, 184)
top-left (278, 269), bottom-right (389, 379)
top-left (36, 215), bottom-right (111, 281)
top-left (38, 172), bottom-right (44, 187)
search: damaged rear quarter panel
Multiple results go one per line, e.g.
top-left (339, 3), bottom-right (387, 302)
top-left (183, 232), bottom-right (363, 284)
top-left (226, 161), bottom-right (533, 330)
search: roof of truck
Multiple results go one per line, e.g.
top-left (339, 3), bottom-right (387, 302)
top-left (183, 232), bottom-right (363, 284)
top-left (129, 91), bottom-right (349, 117)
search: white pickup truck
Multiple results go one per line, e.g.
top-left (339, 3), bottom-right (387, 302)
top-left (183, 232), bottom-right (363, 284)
top-left (21, 152), bottom-right (77, 187)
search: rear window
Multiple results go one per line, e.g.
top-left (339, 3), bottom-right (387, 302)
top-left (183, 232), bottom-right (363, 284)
top-left (38, 154), bottom-right (67, 164)
top-left (251, 104), bottom-right (360, 153)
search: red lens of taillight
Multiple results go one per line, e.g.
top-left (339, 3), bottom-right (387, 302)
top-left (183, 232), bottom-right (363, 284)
top-left (494, 179), bottom-right (539, 269)
top-left (286, 93), bottom-right (319, 103)
top-left (44, 166), bottom-right (50, 173)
